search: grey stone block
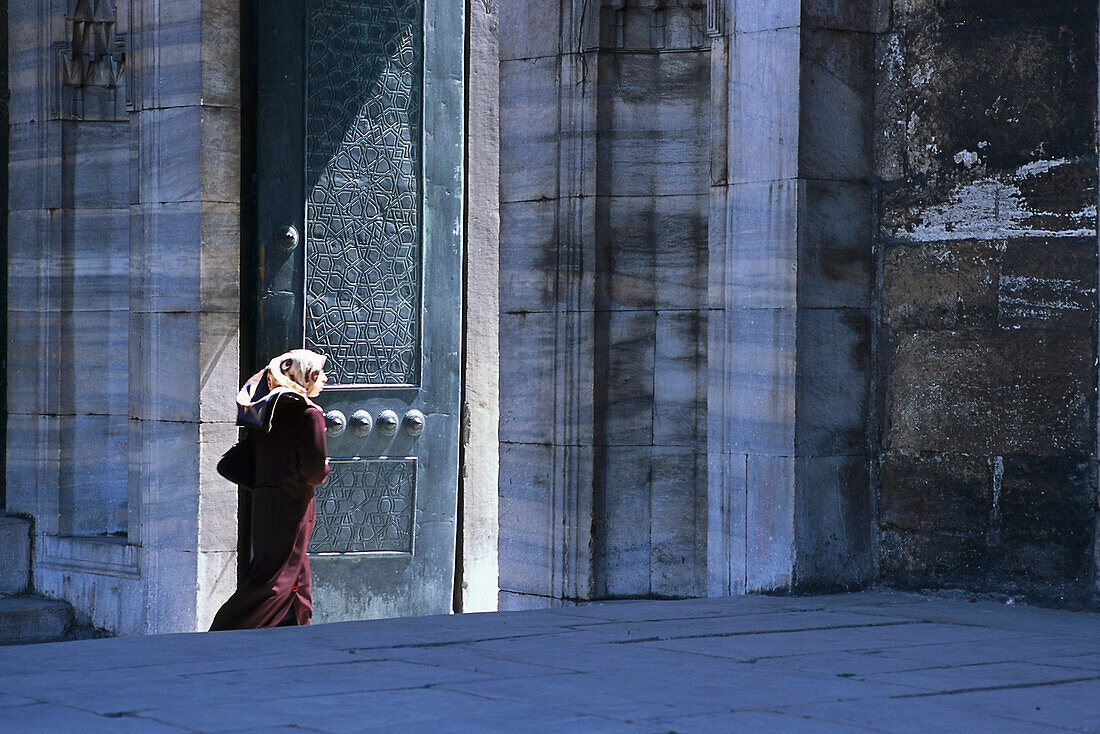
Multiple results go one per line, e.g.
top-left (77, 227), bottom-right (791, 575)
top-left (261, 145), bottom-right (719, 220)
top-left (58, 309), bottom-right (130, 416)
top-left (803, 0), bottom-right (884, 32)
top-left (653, 310), bottom-right (706, 448)
top-left (714, 181), bottom-right (798, 310)
top-left (797, 180), bottom-right (873, 309)
top-left (8, 121), bottom-right (60, 211)
top-left (3, 415), bottom-right (62, 534)
top-left (58, 414), bottom-right (129, 537)
top-left (201, 106), bottom-right (242, 204)
top-left (201, 0), bottom-right (242, 108)
top-left (795, 307), bottom-right (870, 456)
top-left (133, 0), bottom-right (202, 110)
top-left (200, 202), bottom-right (242, 314)
top-left (499, 199), bottom-right (564, 315)
top-left (128, 311), bottom-right (202, 422)
top-left (714, 307), bottom-right (796, 455)
top-left (499, 0), bottom-right (560, 61)
top-left (799, 29), bottom-right (873, 182)
top-left (794, 454), bottom-right (873, 588)
top-left (731, 0), bottom-right (799, 33)
top-left (7, 309), bottom-right (63, 417)
top-left (0, 597), bottom-right (74, 646)
top-left (598, 446), bottom-right (653, 597)
top-left (706, 450), bottom-right (748, 596)
top-left (499, 312), bottom-right (562, 446)
top-left (600, 310), bottom-right (655, 446)
top-left (67, 209), bottom-right (131, 312)
top-left (727, 28), bottom-right (800, 184)
top-left (500, 57), bottom-right (562, 203)
top-left (746, 454), bottom-right (795, 591)
top-left (138, 107), bottom-right (202, 203)
top-left (131, 202), bottom-right (202, 313)
top-left (0, 517), bottom-right (32, 595)
top-left (599, 52), bottom-right (710, 198)
top-left (605, 195), bottom-right (708, 312)
top-left (649, 448), bottom-right (706, 597)
top-left (68, 123), bottom-right (132, 209)
top-left (498, 442), bottom-right (555, 597)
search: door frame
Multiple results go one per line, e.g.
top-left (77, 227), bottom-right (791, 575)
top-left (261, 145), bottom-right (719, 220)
top-left (238, 0), bottom-right (499, 613)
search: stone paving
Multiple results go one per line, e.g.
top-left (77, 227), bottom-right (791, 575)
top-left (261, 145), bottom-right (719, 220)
top-left (0, 591), bottom-right (1096, 732)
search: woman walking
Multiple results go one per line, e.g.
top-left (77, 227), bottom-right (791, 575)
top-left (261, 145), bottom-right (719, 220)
top-left (210, 349), bottom-right (330, 630)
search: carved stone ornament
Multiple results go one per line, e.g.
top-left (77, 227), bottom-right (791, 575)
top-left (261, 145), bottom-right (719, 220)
top-left (53, 0), bottom-right (129, 120)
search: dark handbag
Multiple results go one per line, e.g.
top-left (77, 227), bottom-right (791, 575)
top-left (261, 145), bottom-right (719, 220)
top-left (216, 430), bottom-right (256, 487)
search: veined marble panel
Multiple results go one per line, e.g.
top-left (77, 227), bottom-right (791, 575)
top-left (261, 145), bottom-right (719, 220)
top-left (600, 52), bottom-right (711, 198)
top-left (58, 309), bottom-right (130, 416)
top-left (133, 419), bottom-right (201, 553)
top-left (137, 106), bottom-right (202, 204)
top-left (131, 202), bottom-right (202, 314)
top-left (500, 56), bottom-right (563, 203)
top-left (649, 447), bottom-right (706, 597)
top-left (68, 123), bottom-right (133, 210)
top-left (128, 311), bottom-right (202, 422)
top-left (7, 309), bottom-right (62, 417)
top-left (797, 180), bottom-right (872, 309)
top-left (798, 29), bottom-right (873, 182)
top-left (653, 310), bottom-right (706, 448)
top-left (598, 445), bottom-right (652, 596)
top-left (499, 199), bottom-right (560, 315)
top-left (500, 311), bottom-right (563, 446)
top-left (706, 450), bottom-right (747, 596)
top-left (716, 181), bottom-right (798, 309)
top-left (8, 120), bottom-right (60, 211)
top-left (730, 0), bottom-right (799, 34)
top-left (746, 454), bottom-right (795, 591)
top-left (604, 195), bottom-right (708, 312)
top-left (600, 310), bottom-right (656, 447)
top-left (498, 442), bottom-right (556, 598)
top-left (795, 307), bottom-right (870, 456)
top-left (131, 0), bottom-right (202, 110)
top-left (726, 27), bottom-right (800, 184)
top-left (5, 414), bottom-right (62, 535)
top-left (67, 209), bottom-right (131, 312)
top-left (717, 307), bottom-right (796, 455)
top-left (499, 0), bottom-right (561, 61)
top-left (59, 414), bottom-right (129, 536)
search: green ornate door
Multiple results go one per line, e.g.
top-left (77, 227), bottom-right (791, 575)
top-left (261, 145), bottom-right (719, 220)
top-left (253, 0), bottom-right (463, 621)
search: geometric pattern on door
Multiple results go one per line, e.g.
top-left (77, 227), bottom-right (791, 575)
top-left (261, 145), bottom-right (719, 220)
top-left (309, 459), bottom-right (417, 554)
top-left (304, 0), bottom-right (423, 387)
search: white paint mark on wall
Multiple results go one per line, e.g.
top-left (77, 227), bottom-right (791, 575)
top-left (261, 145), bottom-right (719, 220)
top-left (891, 159), bottom-right (1098, 241)
top-left (953, 150), bottom-right (980, 168)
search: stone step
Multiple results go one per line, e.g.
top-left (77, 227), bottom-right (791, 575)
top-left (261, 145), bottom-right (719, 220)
top-left (0, 596), bottom-right (76, 646)
top-left (0, 516), bottom-right (32, 595)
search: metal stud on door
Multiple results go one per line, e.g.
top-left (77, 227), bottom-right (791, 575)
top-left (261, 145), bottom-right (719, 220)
top-left (254, 0), bottom-right (463, 621)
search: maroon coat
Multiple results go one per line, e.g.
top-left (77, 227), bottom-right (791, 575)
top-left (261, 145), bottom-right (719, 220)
top-left (210, 396), bottom-right (329, 630)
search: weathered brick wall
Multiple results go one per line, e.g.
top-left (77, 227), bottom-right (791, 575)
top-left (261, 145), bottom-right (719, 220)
top-left (874, 0), bottom-right (1099, 604)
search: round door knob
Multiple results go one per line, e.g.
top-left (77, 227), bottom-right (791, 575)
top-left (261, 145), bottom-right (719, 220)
top-left (349, 409), bottom-right (373, 437)
top-left (274, 224), bottom-right (300, 251)
top-left (376, 409), bottom-right (399, 437)
top-left (324, 410), bottom-right (346, 437)
top-left (403, 409), bottom-right (425, 437)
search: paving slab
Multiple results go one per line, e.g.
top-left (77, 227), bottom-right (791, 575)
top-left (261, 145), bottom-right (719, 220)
top-left (0, 591), bottom-right (1095, 733)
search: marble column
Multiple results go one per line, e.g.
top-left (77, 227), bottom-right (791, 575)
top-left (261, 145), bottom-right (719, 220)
top-left (706, 0), bottom-right (877, 594)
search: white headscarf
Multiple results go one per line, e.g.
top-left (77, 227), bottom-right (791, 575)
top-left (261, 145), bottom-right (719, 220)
top-left (266, 349), bottom-right (328, 400)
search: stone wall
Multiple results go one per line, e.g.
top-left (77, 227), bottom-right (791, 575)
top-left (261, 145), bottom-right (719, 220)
top-left (6, 0), bottom-right (241, 633)
top-left (874, 0), bottom-right (1099, 604)
top-left (498, 0), bottom-right (711, 605)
